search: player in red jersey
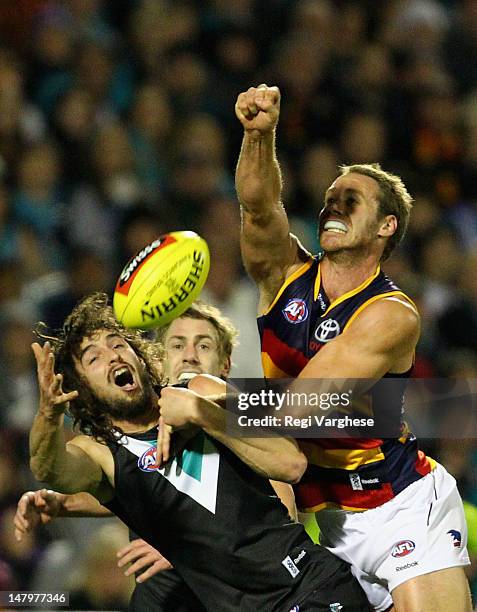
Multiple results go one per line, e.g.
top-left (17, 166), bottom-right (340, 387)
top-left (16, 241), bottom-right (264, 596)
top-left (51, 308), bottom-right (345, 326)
top-left (234, 84), bottom-right (472, 612)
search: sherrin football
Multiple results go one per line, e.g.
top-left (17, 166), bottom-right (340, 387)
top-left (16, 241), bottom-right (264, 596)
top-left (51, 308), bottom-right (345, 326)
top-left (113, 231), bottom-right (210, 329)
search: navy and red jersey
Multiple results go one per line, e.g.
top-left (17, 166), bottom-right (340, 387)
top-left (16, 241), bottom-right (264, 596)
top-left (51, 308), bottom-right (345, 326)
top-left (258, 256), bottom-right (435, 512)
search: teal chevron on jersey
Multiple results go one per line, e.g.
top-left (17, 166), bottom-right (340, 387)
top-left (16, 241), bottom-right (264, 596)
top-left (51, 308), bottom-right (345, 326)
top-left (176, 433), bottom-right (204, 481)
top-left (120, 431), bottom-right (219, 513)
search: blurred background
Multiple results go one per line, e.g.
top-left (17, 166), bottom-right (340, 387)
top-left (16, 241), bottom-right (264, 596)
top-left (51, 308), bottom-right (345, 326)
top-left (0, 0), bottom-right (476, 608)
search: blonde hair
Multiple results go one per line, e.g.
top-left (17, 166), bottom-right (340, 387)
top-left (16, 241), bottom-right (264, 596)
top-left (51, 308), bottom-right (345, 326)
top-left (155, 301), bottom-right (238, 361)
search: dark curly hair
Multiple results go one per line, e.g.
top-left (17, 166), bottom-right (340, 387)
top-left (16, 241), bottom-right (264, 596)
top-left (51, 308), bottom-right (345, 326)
top-left (35, 293), bottom-right (163, 445)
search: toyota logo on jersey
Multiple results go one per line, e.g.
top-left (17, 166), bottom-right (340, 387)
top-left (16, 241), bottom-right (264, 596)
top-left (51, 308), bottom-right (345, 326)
top-left (314, 319), bottom-right (340, 342)
top-left (282, 298), bottom-right (308, 324)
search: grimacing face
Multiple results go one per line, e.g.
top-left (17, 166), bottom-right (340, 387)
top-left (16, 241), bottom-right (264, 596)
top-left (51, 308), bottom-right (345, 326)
top-left (162, 317), bottom-right (231, 384)
top-left (319, 173), bottom-right (396, 256)
top-left (74, 329), bottom-right (154, 421)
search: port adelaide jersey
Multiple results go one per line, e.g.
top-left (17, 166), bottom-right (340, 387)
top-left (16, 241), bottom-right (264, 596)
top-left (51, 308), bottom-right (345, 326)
top-left (258, 257), bottom-right (436, 512)
top-left (104, 427), bottom-right (342, 611)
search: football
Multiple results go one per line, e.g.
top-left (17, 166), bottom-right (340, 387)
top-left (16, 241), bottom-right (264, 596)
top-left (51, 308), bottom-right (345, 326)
top-left (113, 231), bottom-right (210, 329)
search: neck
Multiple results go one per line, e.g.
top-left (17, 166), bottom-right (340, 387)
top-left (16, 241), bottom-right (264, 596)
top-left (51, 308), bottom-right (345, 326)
top-left (112, 399), bottom-right (159, 434)
top-left (321, 251), bottom-right (380, 302)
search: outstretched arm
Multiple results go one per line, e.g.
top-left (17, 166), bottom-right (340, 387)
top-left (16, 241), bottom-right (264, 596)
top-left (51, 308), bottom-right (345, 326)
top-left (13, 488), bottom-right (172, 585)
top-left (29, 342), bottom-right (110, 498)
top-left (14, 489), bottom-right (112, 541)
top-left (235, 85), bottom-right (302, 310)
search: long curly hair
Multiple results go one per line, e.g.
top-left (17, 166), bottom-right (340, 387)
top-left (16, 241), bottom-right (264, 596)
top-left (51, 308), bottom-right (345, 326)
top-left (35, 293), bottom-right (163, 445)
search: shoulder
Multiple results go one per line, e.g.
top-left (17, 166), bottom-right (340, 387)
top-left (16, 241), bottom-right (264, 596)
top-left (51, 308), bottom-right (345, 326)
top-left (68, 434), bottom-right (111, 462)
top-left (68, 434), bottom-right (115, 496)
top-left (345, 296), bottom-right (420, 348)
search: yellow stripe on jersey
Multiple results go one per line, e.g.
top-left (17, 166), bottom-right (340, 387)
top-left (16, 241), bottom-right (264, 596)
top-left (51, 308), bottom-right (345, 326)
top-left (261, 352), bottom-right (290, 378)
top-left (343, 290), bottom-right (417, 332)
top-left (261, 259), bottom-right (314, 316)
top-left (299, 441), bottom-right (385, 470)
top-left (313, 260), bottom-right (322, 301)
top-left (301, 501), bottom-right (370, 513)
top-left (319, 264), bottom-right (382, 317)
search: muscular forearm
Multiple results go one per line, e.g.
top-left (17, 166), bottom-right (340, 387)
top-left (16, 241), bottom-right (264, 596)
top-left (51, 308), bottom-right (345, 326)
top-left (192, 397), bottom-right (306, 484)
top-left (235, 131), bottom-right (282, 216)
top-left (30, 412), bottom-right (70, 488)
top-left (30, 413), bottom-right (102, 495)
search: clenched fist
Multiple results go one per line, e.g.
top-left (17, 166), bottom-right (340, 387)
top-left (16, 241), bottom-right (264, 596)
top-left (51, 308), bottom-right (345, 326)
top-left (235, 84), bottom-right (280, 135)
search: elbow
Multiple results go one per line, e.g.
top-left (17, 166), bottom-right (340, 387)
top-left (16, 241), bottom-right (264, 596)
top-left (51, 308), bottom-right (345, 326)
top-left (30, 456), bottom-right (52, 485)
top-left (282, 452), bottom-right (307, 485)
top-left (30, 457), bottom-right (65, 491)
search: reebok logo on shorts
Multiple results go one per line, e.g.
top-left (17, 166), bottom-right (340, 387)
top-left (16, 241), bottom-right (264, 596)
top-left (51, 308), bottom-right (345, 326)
top-left (396, 561), bottom-right (418, 572)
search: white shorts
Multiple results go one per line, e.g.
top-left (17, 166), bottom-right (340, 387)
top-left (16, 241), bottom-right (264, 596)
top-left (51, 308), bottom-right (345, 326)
top-left (317, 463), bottom-right (470, 611)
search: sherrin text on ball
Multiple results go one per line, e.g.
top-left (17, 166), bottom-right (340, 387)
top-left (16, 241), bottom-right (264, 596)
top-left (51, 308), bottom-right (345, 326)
top-left (113, 231), bottom-right (210, 329)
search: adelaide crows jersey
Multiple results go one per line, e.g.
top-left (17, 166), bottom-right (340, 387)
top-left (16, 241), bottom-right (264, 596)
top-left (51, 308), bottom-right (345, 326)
top-left (258, 257), bottom-right (435, 512)
top-left (103, 426), bottom-right (353, 611)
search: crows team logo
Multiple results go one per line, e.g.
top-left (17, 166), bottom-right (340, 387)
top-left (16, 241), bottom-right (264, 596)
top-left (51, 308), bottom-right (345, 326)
top-left (282, 298), bottom-right (308, 324)
top-left (447, 530), bottom-right (462, 547)
top-left (391, 540), bottom-right (415, 558)
top-left (138, 446), bottom-right (158, 472)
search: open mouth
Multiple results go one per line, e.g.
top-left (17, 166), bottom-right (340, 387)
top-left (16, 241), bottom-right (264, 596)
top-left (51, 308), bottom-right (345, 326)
top-left (178, 372), bottom-right (200, 381)
top-left (113, 366), bottom-right (135, 388)
top-left (323, 220), bottom-right (348, 234)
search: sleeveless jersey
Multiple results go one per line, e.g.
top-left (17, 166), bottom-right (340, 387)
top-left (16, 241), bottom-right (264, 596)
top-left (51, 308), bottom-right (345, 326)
top-left (103, 426), bottom-right (347, 611)
top-left (258, 257), bottom-right (436, 512)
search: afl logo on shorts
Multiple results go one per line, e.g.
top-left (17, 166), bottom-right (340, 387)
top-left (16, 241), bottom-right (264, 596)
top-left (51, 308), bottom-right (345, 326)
top-left (138, 446), bottom-right (158, 472)
top-left (314, 319), bottom-right (340, 342)
top-left (391, 540), bottom-right (415, 558)
top-left (282, 299), bottom-right (308, 324)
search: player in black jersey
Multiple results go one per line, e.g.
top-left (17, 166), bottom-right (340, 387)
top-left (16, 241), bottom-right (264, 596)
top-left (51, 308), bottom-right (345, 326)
top-left (18, 303), bottom-right (297, 611)
top-left (20, 302), bottom-right (295, 611)
top-left (28, 293), bottom-right (371, 611)
top-left (18, 302), bottom-right (298, 611)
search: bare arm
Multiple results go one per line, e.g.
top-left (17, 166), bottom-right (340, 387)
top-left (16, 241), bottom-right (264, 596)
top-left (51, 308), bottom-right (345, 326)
top-left (13, 489), bottom-right (112, 541)
top-left (60, 491), bottom-right (112, 516)
top-left (29, 342), bottom-right (110, 498)
top-left (235, 85), bottom-right (302, 309)
top-left (158, 376), bottom-right (307, 484)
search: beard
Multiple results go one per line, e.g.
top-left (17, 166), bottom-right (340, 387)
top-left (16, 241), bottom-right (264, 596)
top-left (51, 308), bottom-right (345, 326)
top-left (90, 368), bottom-right (155, 422)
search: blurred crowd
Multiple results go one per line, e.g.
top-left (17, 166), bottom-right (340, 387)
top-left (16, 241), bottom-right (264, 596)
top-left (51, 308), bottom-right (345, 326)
top-left (0, 0), bottom-right (476, 608)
